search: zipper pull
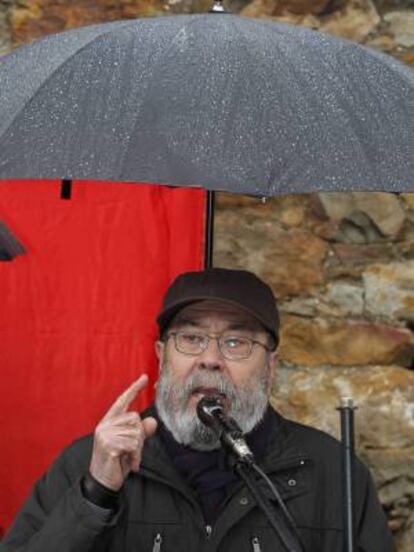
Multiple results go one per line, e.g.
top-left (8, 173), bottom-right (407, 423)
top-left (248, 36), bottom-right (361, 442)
top-left (205, 525), bottom-right (213, 539)
top-left (252, 536), bottom-right (262, 552)
top-left (152, 533), bottom-right (162, 552)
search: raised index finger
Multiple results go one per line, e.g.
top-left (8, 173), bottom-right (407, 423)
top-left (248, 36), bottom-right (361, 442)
top-left (102, 374), bottom-right (149, 421)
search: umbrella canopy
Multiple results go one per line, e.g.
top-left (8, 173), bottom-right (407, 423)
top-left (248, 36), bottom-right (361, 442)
top-left (0, 13), bottom-right (413, 195)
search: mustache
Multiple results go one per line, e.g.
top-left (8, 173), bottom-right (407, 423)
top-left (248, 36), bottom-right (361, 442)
top-left (165, 368), bottom-right (239, 402)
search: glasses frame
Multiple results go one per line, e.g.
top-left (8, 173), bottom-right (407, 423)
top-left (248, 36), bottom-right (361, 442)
top-left (167, 330), bottom-right (271, 361)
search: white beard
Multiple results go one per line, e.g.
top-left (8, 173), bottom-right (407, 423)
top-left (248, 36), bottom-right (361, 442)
top-left (155, 358), bottom-right (270, 451)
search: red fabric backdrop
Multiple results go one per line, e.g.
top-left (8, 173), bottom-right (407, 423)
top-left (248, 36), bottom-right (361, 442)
top-left (0, 180), bottom-right (205, 533)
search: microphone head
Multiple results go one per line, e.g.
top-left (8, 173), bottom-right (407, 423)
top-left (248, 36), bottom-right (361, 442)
top-left (196, 394), bottom-right (225, 427)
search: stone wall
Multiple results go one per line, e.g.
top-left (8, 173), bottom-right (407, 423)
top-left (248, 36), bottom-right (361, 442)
top-left (0, 0), bottom-right (412, 549)
top-left (215, 192), bottom-right (414, 549)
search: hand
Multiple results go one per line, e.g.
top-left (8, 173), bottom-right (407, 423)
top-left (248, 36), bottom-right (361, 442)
top-left (89, 374), bottom-right (157, 491)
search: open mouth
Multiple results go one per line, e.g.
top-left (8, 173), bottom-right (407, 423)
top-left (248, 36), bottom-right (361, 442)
top-left (190, 387), bottom-right (229, 408)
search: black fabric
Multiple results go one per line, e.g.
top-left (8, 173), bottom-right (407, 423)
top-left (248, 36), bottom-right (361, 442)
top-left (81, 472), bottom-right (120, 510)
top-left (159, 408), bottom-right (272, 524)
top-left (1, 407), bottom-right (396, 552)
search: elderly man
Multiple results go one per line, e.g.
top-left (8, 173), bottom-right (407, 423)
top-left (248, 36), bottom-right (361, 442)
top-left (1, 268), bottom-right (394, 552)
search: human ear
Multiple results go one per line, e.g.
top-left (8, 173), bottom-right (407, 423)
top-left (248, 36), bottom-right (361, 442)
top-left (155, 340), bottom-right (164, 361)
top-left (267, 350), bottom-right (278, 390)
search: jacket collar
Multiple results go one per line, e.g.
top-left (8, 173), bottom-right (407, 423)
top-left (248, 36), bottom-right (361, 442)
top-left (139, 404), bottom-right (308, 480)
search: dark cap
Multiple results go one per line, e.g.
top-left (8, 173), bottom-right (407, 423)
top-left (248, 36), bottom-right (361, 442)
top-left (157, 268), bottom-right (279, 346)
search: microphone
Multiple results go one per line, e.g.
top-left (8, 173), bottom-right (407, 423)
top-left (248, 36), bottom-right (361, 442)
top-left (196, 395), bottom-right (255, 465)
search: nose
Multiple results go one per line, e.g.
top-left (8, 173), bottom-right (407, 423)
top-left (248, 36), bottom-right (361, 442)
top-left (196, 336), bottom-right (225, 371)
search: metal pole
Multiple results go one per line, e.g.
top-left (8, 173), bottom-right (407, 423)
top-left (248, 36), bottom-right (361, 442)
top-left (337, 397), bottom-right (357, 552)
top-left (204, 190), bottom-right (215, 269)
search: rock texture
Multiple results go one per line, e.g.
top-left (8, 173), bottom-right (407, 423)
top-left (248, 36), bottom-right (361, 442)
top-left (242, 0), bottom-right (381, 42)
top-left (279, 315), bottom-right (414, 366)
top-left (0, 0), bottom-right (12, 55)
top-left (10, 0), bottom-right (166, 45)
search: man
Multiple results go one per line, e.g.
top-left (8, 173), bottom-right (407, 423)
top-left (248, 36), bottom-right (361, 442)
top-left (1, 268), bottom-right (394, 551)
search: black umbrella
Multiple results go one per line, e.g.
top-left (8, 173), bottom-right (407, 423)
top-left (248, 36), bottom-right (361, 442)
top-left (0, 11), bottom-right (413, 195)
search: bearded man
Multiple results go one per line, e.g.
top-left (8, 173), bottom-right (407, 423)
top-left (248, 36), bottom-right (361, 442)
top-left (1, 268), bottom-right (394, 552)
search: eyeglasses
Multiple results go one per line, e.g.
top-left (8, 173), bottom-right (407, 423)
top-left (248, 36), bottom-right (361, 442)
top-left (167, 331), bottom-right (271, 361)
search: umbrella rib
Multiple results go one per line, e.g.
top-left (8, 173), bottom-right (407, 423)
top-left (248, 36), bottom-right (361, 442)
top-left (118, 16), bottom-right (209, 179)
top-left (234, 19), bottom-right (290, 197)
top-left (0, 20), bottom-right (136, 147)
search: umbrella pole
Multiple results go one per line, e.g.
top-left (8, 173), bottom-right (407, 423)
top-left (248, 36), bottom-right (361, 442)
top-left (204, 190), bottom-right (215, 269)
top-left (337, 397), bottom-right (357, 552)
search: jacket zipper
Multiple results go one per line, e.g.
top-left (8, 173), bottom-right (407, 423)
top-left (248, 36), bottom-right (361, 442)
top-left (252, 536), bottom-right (262, 552)
top-left (205, 525), bottom-right (212, 539)
top-left (152, 533), bottom-right (162, 552)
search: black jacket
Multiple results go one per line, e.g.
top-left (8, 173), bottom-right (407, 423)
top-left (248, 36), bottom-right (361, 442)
top-left (1, 408), bottom-right (394, 552)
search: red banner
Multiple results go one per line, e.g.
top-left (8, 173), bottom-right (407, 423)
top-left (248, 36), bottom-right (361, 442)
top-left (0, 180), bottom-right (205, 532)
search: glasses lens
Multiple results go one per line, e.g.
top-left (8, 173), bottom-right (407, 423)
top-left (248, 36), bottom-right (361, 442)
top-left (175, 332), bottom-right (206, 355)
top-left (220, 336), bottom-right (252, 359)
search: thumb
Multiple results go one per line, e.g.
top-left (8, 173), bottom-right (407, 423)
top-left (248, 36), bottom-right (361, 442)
top-left (142, 416), bottom-right (158, 438)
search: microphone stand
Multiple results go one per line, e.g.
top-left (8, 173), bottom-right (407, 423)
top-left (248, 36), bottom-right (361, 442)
top-left (233, 458), bottom-right (305, 552)
top-left (337, 397), bottom-right (357, 552)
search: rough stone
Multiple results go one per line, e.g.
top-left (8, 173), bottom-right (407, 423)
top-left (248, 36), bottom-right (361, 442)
top-left (400, 193), bottom-right (414, 211)
top-left (395, 511), bottom-right (414, 552)
top-left (166, 0), bottom-right (217, 13)
top-left (215, 206), bottom-right (328, 298)
top-left (384, 10), bottom-right (414, 47)
top-left (280, 297), bottom-right (320, 317)
top-left (242, 0), bottom-right (380, 42)
top-left (365, 32), bottom-right (397, 53)
top-left (375, 1), bottom-right (414, 12)
top-left (354, 193), bottom-right (406, 237)
top-left (326, 242), bottom-right (397, 279)
top-left (0, 0), bottom-right (12, 56)
top-left (361, 446), bottom-right (414, 545)
top-left (272, 364), bottom-right (414, 445)
top-left (321, 281), bottom-right (364, 316)
top-left (279, 314), bottom-right (414, 366)
top-left (395, 50), bottom-right (414, 68)
top-left (319, 192), bottom-right (406, 239)
top-left (11, 0), bottom-right (166, 44)
top-left (363, 261), bottom-right (414, 321)
top-left (320, 0), bottom-right (381, 42)
top-left (271, 364), bottom-right (414, 544)
top-left (242, 0), bottom-right (335, 16)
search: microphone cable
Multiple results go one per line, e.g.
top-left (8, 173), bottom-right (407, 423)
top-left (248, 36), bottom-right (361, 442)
top-left (197, 395), bottom-right (305, 552)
